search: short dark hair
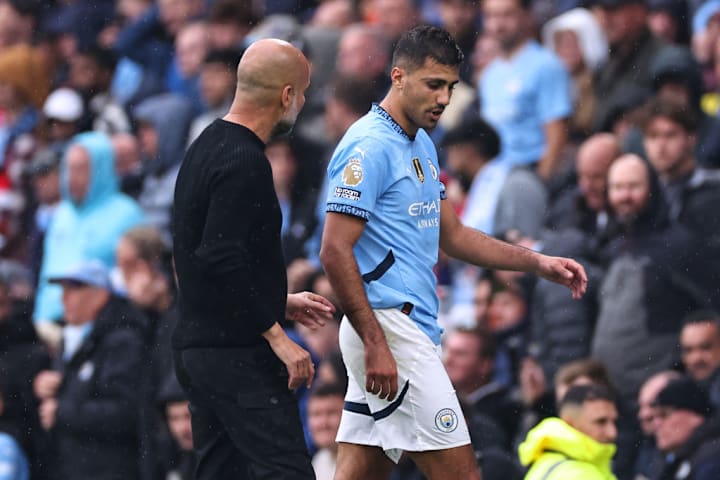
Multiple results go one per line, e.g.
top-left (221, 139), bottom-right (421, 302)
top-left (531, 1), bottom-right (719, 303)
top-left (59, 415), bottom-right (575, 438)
top-left (482, 0), bottom-right (532, 10)
top-left (640, 98), bottom-right (699, 134)
top-left (560, 384), bottom-right (616, 410)
top-left (77, 46), bottom-right (118, 73)
top-left (328, 74), bottom-right (376, 117)
top-left (451, 327), bottom-right (497, 360)
top-left (208, 0), bottom-right (260, 26)
top-left (203, 48), bottom-right (244, 71)
top-left (683, 309), bottom-right (720, 329)
top-left (122, 226), bottom-right (168, 265)
top-left (310, 382), bottom-right (346, 400)
top-left (9, 0), bottom-right (40, 17)
top-left (518, 0), bottom-right (532, 9)
top-left (555, 358), bottom-right (613, 391)
top-left (441, 118), bottom-right (501, 160)
top-left (392, 25), bottom-right (464, 72)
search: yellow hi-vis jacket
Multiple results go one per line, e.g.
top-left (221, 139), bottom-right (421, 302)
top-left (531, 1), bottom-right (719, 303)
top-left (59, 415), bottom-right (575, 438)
top-left (518, 417), bottom-right (617, 480)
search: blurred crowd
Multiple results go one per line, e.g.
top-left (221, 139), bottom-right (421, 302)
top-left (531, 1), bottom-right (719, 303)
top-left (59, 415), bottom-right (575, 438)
top-left (0, 0), bottom-right (719, 478)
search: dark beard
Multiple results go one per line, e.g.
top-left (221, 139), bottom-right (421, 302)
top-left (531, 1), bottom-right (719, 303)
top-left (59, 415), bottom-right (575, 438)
top-left (270, 118), bottom-right (294, 138)
top-left (456, 172), bottom-right (474, 193)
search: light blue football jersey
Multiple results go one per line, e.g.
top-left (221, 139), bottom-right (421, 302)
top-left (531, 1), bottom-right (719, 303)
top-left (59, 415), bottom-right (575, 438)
top-left (326, 104), bottom-right (446, 344)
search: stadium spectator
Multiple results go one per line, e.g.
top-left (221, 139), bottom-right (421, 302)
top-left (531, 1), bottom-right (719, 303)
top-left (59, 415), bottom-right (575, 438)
top-left (592, 0), bottom-right (673, 132)
top-left (132, 93), bottom-right (194, 242)
top-left (33, 132), bottom-right (145, 341)
top-left (443, 327), bottom-right (521, 451)
top-left (653, 377), bottom-right (720, 480)
top-left (167, 21), bottom-right (208, 113)
top-left (634, 370), bottom-right (682, 480)
top-left (307, 383), bottom-right (345, 479)
top-left (480, 0), bottom-right (572, 180)
top-left (640, 99), bottom-right (720, 308)
top-left (187, 49), bottom-right (242, 144)
top-left (34, 260), bottom-right (148, 480)
top-left (156, 373), bottom-right (194, 480)
top-left (206, 0), bottom-right (258, 51)
top-left (68, 46), bottom-right (131, 135)
top-left (441, 118), bottom-right (547, 314)
top-left (0, 44), bottom-right (50, 184)
top-left (680, 310), bottom-right (720, 407)
top-left (542, 8), bottom-right (608, 139)
top-left (592, 154), bottom-right (710, 407)
top-left (0, 0), bottom-right (36, 50)
top-left (25, 149), bottom-right (61, 284)
top-left (41, 88), bottom-right (84, 155)
top-left (545, 133), bottom-right (620, 234)
top-left (518, 384), bottom-right (618, 480)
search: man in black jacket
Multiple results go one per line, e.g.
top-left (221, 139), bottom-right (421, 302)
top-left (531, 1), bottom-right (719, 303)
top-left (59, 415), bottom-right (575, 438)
top-left (33, 260), bottom-right (148, 480)
top-left (172, 38), bottom-right (334, 479)
top-left (653, 377), bottom-right (720, 480)
top-left (641, 99), bottom-right (720, 309)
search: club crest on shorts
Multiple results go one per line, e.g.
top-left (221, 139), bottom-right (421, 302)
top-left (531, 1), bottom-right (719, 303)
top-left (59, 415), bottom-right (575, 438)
top-left (412, 157), bottom-right (425, 183)
top-left (435, 408), bottom-right (458, 433)
top-left (342, 157), bottom-right (363, 186)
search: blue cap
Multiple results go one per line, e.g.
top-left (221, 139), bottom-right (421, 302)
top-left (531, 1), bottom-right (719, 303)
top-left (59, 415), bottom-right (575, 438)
top-left (48, 260), bottom-right (111, 290)
top-left (693, 0), bottom-right (720, 34)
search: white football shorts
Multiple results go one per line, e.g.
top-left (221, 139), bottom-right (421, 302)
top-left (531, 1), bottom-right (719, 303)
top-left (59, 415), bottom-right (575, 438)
top-left (335, 308), bottom-right (471, 463)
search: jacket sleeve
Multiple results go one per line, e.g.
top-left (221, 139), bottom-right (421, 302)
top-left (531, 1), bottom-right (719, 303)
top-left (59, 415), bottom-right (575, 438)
top-left (112, 5), bottom-right (173, 74)
top-left (55, 328), bottom-right (145, 439)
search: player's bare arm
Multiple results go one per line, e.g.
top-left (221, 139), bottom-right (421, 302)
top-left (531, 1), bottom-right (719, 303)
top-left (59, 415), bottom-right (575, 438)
top-left (538, 118), bottom-right (568, 181)
top-left (320, 212), bottom-right (399, 401)
top-left (439, 199), bottom-right (587, 299)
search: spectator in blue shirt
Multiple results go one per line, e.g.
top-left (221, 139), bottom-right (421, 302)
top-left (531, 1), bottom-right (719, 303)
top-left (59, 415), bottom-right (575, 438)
top-left (479, 0), bottom-right (572, 181)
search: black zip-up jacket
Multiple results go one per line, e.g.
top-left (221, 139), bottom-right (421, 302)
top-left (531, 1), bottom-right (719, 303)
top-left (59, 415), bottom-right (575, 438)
top-left (49, 295), bottom-right (148, 480)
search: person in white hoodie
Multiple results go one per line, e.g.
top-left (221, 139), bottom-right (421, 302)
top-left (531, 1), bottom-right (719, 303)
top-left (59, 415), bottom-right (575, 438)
top-left (542, 8), bottom-right (608, 139)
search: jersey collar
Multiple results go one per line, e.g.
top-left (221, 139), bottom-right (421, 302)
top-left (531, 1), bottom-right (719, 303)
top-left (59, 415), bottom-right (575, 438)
top-left (372, 103), bottom-right (414, 141)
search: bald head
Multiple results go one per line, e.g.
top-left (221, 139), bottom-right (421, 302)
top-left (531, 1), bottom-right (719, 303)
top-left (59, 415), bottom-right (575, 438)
top-left (577, 134), bottom-right (620, 170)
top-left (236, 39), bottom-right (310, 103)
top-left (228, 39), bottom-right (311, 140)
top-left (576, 133), bottom-right (621, 212)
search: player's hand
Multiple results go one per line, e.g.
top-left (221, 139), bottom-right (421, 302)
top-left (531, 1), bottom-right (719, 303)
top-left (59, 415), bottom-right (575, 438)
top-left (365, 341), bottom-right (398, 401)
top-left (34, 370), bottom-right (62, 400)
top-left (263, 323), bottom-right (315, 389)
top-left (286, 292), bottom-right (336, 330)
top-left (535, 255), bottom-right (588, 299)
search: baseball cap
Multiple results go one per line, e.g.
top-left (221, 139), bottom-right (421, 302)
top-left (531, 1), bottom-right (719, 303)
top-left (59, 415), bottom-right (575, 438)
top-left (43, 87), bottom-right (84, 123)
top-left (48, 260), bottom-right (112, 290)
top-left (693, 0), bottom-right (720, 34)
top-left (653, 378), bottom-right (713, 417)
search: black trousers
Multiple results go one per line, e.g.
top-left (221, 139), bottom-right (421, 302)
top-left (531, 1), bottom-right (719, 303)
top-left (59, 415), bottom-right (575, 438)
top-left (173, 345), bottom-right (315, 479)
